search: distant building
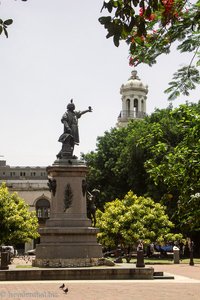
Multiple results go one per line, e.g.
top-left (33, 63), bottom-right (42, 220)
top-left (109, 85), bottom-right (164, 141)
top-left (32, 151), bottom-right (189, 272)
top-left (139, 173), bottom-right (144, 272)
top-left (0, 159), bottom-right (50, 253)
top-left (117, 70), bottom-right (148, 127)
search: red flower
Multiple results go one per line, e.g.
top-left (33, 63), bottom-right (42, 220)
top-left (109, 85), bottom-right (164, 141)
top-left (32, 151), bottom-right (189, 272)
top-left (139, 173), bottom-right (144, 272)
top-left (129, 57), bottom-right (134, 66)
top-left (139, 8), bottom-right (144, 16)
top-left (148, 13), bottom-right (156, 21)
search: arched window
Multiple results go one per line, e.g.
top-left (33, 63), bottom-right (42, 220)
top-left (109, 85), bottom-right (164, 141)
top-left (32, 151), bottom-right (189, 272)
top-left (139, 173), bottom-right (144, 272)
top-left (36, 199), bottom-right (50, 219)
top-left (134, 99), bottom-right (138, 117)
top-left (141, 99), bottom-right (144, 112)
top-left (126, 99), bottom-right (130, 116)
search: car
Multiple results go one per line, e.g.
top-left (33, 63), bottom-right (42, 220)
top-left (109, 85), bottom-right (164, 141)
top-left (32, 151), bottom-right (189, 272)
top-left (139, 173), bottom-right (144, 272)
top-left (154, 244), bottom-right (173, 253)
top-left (27, 249), bottom-right (36, 255)
top-left (0, 245), bottom-right (15, 257)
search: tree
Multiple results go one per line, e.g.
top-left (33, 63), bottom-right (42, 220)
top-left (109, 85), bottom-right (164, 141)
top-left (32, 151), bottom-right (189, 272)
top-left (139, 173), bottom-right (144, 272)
top-left (84, 102), bottom-right (200, 237)
top-left (143, 102), bottom-right (200, 233)
top-left (82, 126), bottom-right (132, 208)
top-left (99, 0), bottom-right (200, 99)
top-left (96, 191), bottom-right (182, 249)
top-left (180, 193), bottom-right (200, 232)
top-left (83, 108), bottom-right (179, 208)
top-left (0, 182), bottom-right (39, 245)
top-left (0, 0), bottom-right (27, 38)
top-left (83, 121), bottom-right (154, 207)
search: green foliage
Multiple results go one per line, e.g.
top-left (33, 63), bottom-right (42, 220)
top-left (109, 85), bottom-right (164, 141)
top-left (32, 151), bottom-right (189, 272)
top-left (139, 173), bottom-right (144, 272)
top-left (82, 126), bottom-right (132, 207)
top-left (0, 182), bottom-right (39, 245)
top-left (0, 0), bottom-right (27, 38)
top-left (96, 191), bottom-right (181, 248)
top-left (84, 102), bottom-right (200, 235)
top-left (180, 193), bottom-right (200, 232)
top-left (0, 19), bottom-right (13, 38)
top-left (142, 102), bottom-right (200, 231)
top-left (83, 121), bottom-right (153, 207)
top-left (165, 66), bottom-right (200, 100)
top-left (99, 0), bottom-right (200, 99)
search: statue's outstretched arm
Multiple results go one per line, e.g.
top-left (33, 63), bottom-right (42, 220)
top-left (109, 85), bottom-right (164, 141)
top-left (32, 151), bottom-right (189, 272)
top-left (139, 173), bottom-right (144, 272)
top-left (77, 106), bottom-right (92, 118)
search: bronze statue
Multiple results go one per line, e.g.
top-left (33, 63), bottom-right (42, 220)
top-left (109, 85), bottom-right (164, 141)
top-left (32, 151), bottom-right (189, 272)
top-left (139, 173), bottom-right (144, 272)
top-left (47, 178), bottom-right (57, 196)
top-left (87, 191), bottom-right (97, 227)
top-left (87, 189), bottom-right (100, 227)
top-left (57, 99), bottom-right (92, 159)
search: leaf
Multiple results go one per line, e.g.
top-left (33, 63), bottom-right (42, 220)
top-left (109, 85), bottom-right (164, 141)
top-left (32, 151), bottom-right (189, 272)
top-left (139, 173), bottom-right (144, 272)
top-left (113, 34), bottom-right (120, 47)
top-left (196, 59), bottom-right (200, 67)
top-left (146, 6), bottom-right (152, 18)
top-left (98, 16), bottom-right (112, 25)
top-left (132, 0), bottom-right (139, 7)
top-left (3, 27), bottom-right (8, 38)
top-left (0, 26), bottom-right (2, 35)
top-left (4, 19), bottom-right (13, 26)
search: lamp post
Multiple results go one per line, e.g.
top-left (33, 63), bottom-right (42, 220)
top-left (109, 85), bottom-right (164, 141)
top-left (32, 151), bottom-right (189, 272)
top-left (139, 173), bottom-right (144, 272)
top-left (136, 240), bottom-right (145, 268)
top-left (189, 241), bottom-right (194, 266)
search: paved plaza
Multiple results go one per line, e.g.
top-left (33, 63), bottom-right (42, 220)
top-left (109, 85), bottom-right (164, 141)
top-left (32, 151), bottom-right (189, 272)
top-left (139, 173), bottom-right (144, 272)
top-left (0, 263), bottom-right (200, 300)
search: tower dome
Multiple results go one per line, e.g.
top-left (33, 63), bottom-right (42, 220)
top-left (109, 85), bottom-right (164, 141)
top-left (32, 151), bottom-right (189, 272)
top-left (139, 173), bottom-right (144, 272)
top-left (117, 70), bottom-right (148, 127)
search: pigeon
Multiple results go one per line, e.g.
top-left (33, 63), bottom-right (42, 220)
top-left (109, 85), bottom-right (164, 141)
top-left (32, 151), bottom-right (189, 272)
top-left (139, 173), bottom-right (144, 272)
top-left (59, 283), bottom-right (65, 289)
top-left (63, 287), bottom-right (69, 294)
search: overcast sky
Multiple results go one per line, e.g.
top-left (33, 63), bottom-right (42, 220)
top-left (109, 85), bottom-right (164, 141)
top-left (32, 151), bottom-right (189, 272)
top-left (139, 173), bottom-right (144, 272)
top-left (0, 0), bottom-right (199, 166)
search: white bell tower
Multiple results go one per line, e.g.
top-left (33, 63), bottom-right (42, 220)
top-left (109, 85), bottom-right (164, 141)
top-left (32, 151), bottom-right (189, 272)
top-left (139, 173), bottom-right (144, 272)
top-left (117, 70), bottom-right (148, 127)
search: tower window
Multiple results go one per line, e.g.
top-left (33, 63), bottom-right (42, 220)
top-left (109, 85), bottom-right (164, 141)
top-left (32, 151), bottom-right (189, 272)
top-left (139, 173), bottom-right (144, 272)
top-left (126, 99), bottom-right (130, 116)
top-left (134, 99), bottom-right (138, 117)
top-left (141, 99), bottom-right (144, 112)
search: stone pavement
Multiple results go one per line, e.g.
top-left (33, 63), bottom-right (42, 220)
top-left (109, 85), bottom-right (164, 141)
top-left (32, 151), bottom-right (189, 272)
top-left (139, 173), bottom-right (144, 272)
top-left (0, 263), bottom-right (200, 300)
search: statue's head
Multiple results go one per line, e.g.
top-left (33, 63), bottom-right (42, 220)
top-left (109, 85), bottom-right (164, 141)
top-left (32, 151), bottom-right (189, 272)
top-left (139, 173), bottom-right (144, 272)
top-left (67, 99), bottom-right (75, 111)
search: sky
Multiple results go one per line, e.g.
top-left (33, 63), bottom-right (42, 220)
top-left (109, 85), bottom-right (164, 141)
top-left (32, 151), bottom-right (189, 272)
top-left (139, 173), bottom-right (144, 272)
top-left (0, 0), bottom-right (199, 167)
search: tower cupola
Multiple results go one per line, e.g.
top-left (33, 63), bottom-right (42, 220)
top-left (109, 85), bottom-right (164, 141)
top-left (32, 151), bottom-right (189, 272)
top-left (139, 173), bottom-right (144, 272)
top-left (117, 70), bottom-right (148, 127)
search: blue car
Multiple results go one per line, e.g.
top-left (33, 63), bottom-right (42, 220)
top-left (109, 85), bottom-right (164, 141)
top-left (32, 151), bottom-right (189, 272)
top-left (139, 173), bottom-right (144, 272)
top-left (155, 244), bottom-right (173, 253)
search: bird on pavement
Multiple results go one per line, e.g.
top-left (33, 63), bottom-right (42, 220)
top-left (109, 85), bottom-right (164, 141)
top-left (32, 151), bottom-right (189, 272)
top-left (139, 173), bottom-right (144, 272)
top-left (59, 283), bottom-right (65, 289)
top-left (63, 287), bottom-right (69, 294)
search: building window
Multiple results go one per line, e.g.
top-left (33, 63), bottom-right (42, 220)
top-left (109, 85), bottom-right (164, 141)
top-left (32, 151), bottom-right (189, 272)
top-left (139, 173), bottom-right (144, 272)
top-left (126, 99), bottom-right (130, 116)
top-left (36, 199), bottom-right (50, 219)
top-left (134, 98), bottom-right (138, 117)
top-left (20, 172), bottom-right (26, 177)
top-left (141, 99), bottom-right (144, 112)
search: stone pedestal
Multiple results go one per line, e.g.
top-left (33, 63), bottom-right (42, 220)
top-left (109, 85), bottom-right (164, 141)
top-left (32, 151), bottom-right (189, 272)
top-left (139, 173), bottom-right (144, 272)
top-left (0, 252), bottom-right (9, 270)
top-left (173, 249), bottom-right (180, 264)
top-left (34, 159), bottom-right (102, 267)
top-left (136, 250), bottom-right (145, 268)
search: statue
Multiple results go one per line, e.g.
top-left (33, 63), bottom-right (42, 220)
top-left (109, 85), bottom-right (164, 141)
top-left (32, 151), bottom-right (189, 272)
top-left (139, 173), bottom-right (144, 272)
top-left (57, 99), bottom-right (92, 159)
top-left (87, 189), bottom-right (100, 227)
top-left (47, 178), bottom-right (57, 196)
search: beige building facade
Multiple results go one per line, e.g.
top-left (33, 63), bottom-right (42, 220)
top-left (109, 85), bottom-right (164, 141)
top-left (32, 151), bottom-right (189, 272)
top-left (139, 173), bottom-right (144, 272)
top-left (0, 159), bottom-right (51, 253)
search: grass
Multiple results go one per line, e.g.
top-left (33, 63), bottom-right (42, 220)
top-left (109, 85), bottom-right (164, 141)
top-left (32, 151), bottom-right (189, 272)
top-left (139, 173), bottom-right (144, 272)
top-left (13, 257), bottom-right (200, 268)
top-left (15, 265), bottom-right (33, 268)
top-left (143, 258), bottom-right (199, 264)
top-left (107, 255), bottom-right (200, 264)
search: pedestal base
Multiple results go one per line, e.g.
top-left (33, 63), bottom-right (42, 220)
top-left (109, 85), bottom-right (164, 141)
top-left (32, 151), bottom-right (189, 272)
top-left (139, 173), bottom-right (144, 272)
top-left (34, 160), bottom-right (102, 267)
top-left (34, 226), bottom-right (102, 267)
top-left (33, 257), bottom-right (100, 268)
